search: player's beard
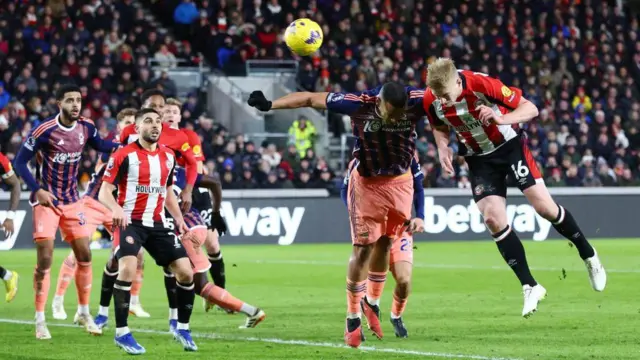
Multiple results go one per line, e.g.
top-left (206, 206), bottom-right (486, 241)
top-left (61, 107), bottom-right (80, 122)
top-left (142, 130), bottom-right (160, 144)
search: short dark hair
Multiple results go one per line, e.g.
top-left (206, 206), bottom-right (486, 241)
top-left (117, 108), bottom-right (138, 122)
top-left (141, 89), bottom-right (165, 105)
top-left (135, 108), bottom-right (160, 122)
top-left (55, 84), bottom-right (82, 101)
top-left (380, 82), bottom-right (407, 108)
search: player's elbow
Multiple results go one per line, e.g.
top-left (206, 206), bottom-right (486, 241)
top-left (520, 99), bottom-right (538, 118)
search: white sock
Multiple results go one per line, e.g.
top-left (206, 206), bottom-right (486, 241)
top-left (346, 312), bottom-right (361, 319)
top-left (366, 296), bottom-right (380, 306)
top-left (2, 271), bottom-right (12, 281)
top-left (390, 312), bottom-right (401, 319)
top-left (169, 308), bottom-right (178, 320)
top-left (35, 311), bottom-right (46, 323)
top-left (130, 295), bottom-right (140, 305)
top-left (115, 326), bottom-right (130, 337)
top-left (77, 304), bottom-right (90, 315)
top-left (98, 306), bottom-right (109, 317)
top-left (53, 295), bottom-right (63, 304)
top-left (176, 322), bottom-right (189, 330)
top-left (240, 303), bottom-right (257, 316)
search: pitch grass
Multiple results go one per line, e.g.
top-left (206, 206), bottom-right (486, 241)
top-left (0, 240), bottom-right (638, 360)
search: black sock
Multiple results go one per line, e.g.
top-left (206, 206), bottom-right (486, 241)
top-left (113, 279), bottom-right (132, 328)
top-left (176, 281), bottom-right (195, 326)
top-left (551, 205), bottom-right (595, 259)
top-left (164, 268), bottom-right (178, 316)
top-left (494, 226), bottom-right (537, 287)
top-left (0, 266), bottom-right (6, 280)
top-left (208, 252), bottom-right (226, 289)
top-left (100, 267), bottom-right (118, 308)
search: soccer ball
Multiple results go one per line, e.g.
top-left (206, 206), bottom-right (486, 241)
top-left (284, 18), bottom-right (323, 56)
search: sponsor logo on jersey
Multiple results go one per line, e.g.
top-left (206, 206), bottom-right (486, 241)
top-left (135, 185), bottom-right (167, 194)
top-left (192, 145), bottom-right (201, 155)
top-left (51, 152), bottom-right (82, 164)
top-left (501, 86), bottom-right (513, 97)
top-left (181, 142), bottom-right (190, 152)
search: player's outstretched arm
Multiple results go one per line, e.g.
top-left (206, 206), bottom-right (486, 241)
top-left (87, 124), bottom-right (120, 153)
top-left (247, 91), bottom-right (329, 111)
top-left (433, 125), bottom-right (455, 175)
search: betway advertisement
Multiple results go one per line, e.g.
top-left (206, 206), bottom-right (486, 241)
top-left (0, 194), bottom-right (637, 249)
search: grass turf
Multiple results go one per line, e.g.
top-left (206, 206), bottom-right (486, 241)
top-left (0, 239), bottom-right (637, 360)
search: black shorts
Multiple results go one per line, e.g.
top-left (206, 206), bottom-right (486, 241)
top-left (192, 188), bottom-right (213, 230)
top-left (114, 222), bottom-right (188, 267)
top-left (466, 134), bottom-right (542, 202)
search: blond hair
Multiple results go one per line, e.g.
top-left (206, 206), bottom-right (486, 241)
top-left (166, 98), bottom-right (182, 108)
top-left (427, 58), bottom-right (458, 95)
top-left (116, 108), bottom-right (137, 122)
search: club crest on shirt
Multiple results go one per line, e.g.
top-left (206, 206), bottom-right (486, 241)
top-left (126, 236), bottom-right (134, 244)
top-left (474, 184), bottom-right (484, 196)
top-left (501, 86), bottom-right (513, 97)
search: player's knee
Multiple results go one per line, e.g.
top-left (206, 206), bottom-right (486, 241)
top-left (74, 250), bottom-right (92, 263)
top-left (394, 275), bottom-right (411, 296)
top-left (37, 254), bottom-right (53, 271)
top-left (374, 236), bottom-right (392, 251)
top-left (136, 251), bottom-right (144, 269)
top-left (106, 255), bottom-right (119, 273)
top-left (205, 231), bottom-right (220, 253)
top-left (352, 244), bottom-right (374, 266)
top-left (482, 209), bottom-right (507, 233)
top-left (171, 260), bottom-right (194, 284)
top-left (117, 256), bottom-right (137, 281)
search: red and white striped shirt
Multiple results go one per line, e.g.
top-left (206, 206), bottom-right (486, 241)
top-left (423, 70), bottom-right (523, 156)
top-left (103, 141), bottom-right (176, 227)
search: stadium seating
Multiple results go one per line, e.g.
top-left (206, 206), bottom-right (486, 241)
top-left (3, 0), bottom-right (640, 189)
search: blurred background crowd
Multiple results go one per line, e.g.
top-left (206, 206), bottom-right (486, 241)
top-left (1, 0), bottom-right (640, 192)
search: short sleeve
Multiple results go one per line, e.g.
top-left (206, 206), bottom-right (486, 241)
top-left (470, 73), bottom-right (523, 110)
top-left (119, 124), bottom-right (137, 144)
top-left (325, 92), bottom-right (364, 115)
top-left (103, 150), bottom-right (128, 185)
top-left (423, 91), bottom-right (446, 128)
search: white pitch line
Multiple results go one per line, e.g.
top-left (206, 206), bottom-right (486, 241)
top-left (0, 318), bottom-right (522, 360)
top-left (246, 259), bottom-right (640, 273)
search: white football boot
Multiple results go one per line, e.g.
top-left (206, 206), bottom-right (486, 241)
top-left (522, 284), bottom-right (547, 318)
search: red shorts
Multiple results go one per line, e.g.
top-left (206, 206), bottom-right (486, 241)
top-left (390, 231), bottom-right (413, 265)
top-left (181, 227), bottom-right (209, 273)
top-left (83, 196), bottom-right (113, 236)
top-left (347, 170), bottom-right (413, 246)
top-left (32, 201), bottom-right (90, 242)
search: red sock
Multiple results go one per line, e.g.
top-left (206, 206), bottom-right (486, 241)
top-left (75, 262), bottom-right (92, 306)
top-left (346, 278), bottom-right (366, 317)
top-left (55, 253), bottom-right (77, 297)
top-left (366, 271), bottom-right (386, 305)
top-left (34, 267), bottom-right (51, 312)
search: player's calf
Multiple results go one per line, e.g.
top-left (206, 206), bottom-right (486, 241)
top-left (53, 251), bottom-right (76, 319)
top-left (168, 257), bottom-right (197, 351)
top-left (34, 240), bottom-right (54, 339)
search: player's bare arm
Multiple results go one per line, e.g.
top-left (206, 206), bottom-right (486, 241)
top-left (165, 189), bottom-right (188, 235)
top-left (2, 172), bottom-right (20, 238)
top-left (433, 125), bottom-right (455, 175)
top-left (476, 98), bottom-right (539, 126)
top-left (247, 91), bottom-right (329, 111)
top-left (99, 182), bottom-right (127, 229)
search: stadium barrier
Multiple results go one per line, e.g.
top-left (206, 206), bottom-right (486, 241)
top-left (0, 188), bottom-right (637, 250)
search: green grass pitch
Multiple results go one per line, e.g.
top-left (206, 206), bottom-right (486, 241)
top-left (0, 240), bottom-right (638, 360)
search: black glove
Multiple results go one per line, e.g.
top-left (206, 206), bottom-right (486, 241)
top-left (211, 211), bottom-right (228, 236)
top-left (247, 91), bottom-right (272, 111)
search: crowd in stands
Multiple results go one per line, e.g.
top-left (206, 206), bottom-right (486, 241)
top-left (156, 0), bottom-right (640, 188)
top-left (2, 0), bottom-right (640, 191)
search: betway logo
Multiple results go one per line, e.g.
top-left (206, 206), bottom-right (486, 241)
top-left (424, 197), bottom-right (552, 241)
top-left (0, 210), bottom-right (27, 250)
top-left (221, 202), bottom-right (305, 245)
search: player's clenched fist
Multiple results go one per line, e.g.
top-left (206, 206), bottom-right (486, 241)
top-left (247, 91), bottom-right (272, 111)
top-left (408, 218), bottom-right (424, 233)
